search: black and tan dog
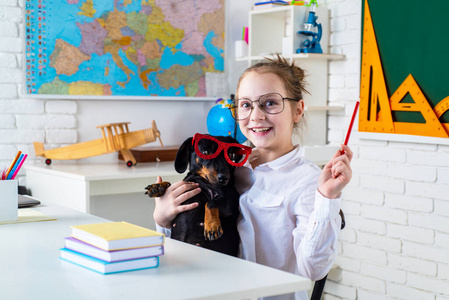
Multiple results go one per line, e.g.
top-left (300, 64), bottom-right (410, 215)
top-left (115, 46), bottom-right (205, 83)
top-left (145, 133), bottom-right (251, 257)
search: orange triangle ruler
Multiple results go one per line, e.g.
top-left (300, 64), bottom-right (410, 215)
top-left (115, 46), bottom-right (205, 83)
top-left (359, 0), bottom-right (449, 138)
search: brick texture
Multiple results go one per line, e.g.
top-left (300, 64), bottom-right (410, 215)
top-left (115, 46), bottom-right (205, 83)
top-left (0, 2), bottom-right (78, 172)
top-left (324, 0), bottom-right (449, 298)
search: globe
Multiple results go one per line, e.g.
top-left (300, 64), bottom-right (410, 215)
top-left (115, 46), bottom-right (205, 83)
top-left (207, 103), bottom-right (246, 143)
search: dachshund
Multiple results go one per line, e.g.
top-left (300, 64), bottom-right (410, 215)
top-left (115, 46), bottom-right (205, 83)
top-left (145, 133), bottom-right (251, 257)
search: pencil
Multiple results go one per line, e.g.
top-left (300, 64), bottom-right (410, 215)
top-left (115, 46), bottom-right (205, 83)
top-left (7, 153), bottom-right (24, 180)
top-left (342, 101), bottom-right (360, 154)
top-left (11, 154), bottom-right (28, 180)
top-left (5, 151), bottom-right (21, 179)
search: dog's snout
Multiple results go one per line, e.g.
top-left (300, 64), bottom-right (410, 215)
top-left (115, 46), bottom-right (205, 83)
top-left (217, 174), bottom-right (229, 185)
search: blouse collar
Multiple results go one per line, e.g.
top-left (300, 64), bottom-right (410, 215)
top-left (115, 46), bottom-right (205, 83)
top-left (245, 145), bottom-right (303, 171)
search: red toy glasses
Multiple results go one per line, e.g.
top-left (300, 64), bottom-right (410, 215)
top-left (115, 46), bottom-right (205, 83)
top-left (192, 133), bottom-right (252, 167)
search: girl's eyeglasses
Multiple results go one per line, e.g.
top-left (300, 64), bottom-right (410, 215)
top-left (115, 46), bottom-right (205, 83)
top-left (229, 93), bottom-right (299, 120)
top-left (192, 133), bottom-right (252, 167)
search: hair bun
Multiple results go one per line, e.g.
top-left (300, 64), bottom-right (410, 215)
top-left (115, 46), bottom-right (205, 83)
top-left (236, 53), bottom-right (309, 100)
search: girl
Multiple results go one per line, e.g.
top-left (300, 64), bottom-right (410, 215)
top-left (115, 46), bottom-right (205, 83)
top-left (153, 55), bottom-right (352, 300)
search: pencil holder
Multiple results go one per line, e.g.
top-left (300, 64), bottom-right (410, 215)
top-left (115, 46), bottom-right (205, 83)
top-left (0, 180), bottom-right (18, 222)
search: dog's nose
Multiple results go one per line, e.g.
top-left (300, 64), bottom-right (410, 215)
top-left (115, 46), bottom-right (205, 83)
top-left (217, 174), bottom-right (229, 185)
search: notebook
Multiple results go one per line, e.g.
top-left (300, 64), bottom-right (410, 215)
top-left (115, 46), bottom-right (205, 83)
top-left (18, 195), bottom-right (41, 208)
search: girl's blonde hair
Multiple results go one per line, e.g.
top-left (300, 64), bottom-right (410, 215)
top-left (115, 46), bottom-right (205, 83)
top-left (235, 54), bottom-right (309, 134)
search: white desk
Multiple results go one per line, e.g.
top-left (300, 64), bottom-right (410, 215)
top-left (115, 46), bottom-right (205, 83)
top-left (25, 162), bottom-right (184, 213)
top-left (25, 162), bottom-right (185, 229)
top-left (0, 204), bottom-right (311, 300)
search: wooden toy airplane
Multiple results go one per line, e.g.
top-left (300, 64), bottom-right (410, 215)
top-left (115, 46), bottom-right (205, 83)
top-left (33, 120), bottom-right (164, 167)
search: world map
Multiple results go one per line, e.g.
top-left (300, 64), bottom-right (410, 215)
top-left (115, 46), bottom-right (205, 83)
top-left (25, 0), bottom-right (225, 97)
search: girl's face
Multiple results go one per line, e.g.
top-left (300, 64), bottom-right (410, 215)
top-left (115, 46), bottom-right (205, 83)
top-left (237, 71), bottom-right (304, 161)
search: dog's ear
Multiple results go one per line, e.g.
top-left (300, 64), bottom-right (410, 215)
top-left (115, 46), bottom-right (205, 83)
top-left (175, 137), bottom-right (193, 173)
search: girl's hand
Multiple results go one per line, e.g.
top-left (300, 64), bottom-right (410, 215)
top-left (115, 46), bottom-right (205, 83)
top-left (153, 176), bottom-right (201, 228)
top-left (318, 145), bottom-right (353, 199)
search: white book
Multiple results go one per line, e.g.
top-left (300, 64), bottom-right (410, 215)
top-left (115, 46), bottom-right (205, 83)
top-left (60, 248), bottom-right (159, 274)
top-left (64, 237), bottom-right (164, 262)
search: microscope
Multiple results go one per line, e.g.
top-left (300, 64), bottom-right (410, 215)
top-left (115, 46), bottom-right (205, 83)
top-left (296, 3), bottom-right (323, 53)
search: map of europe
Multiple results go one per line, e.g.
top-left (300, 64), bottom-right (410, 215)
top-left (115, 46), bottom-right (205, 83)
top-left (25, 0), bottom-right (225, 97)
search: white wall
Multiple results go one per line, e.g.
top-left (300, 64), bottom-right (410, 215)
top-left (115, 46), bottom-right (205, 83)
top-left (324, 0), bottom-right (449, 299)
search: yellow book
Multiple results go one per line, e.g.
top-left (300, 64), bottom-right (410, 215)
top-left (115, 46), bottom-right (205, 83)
top-left (71, 221), bottom-right (165, 251)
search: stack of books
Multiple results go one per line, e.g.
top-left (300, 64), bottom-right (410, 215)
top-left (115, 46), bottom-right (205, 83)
top-left (60, 221), bottom-right (165, 274)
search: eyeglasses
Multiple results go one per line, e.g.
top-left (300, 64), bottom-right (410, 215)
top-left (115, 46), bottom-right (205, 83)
top-left (192, 133), bottom-right (252, 167)
top-left (229, 93), bottom-right (299, 120)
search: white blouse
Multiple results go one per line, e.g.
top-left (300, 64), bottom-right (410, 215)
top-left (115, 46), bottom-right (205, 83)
top-left (235, 146), bottom-right (342, 300)
top-left (156, 146), bottom-right (342, 300)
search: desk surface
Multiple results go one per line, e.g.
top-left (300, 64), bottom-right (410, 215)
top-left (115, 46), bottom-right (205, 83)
top-left (0, 205), bottom-right (311, 300)
top-left (25, 161), bottom-right (179, 181)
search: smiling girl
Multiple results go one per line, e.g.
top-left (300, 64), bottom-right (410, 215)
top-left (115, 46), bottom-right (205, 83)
top-left (153, 55), bottom-right (353, 300)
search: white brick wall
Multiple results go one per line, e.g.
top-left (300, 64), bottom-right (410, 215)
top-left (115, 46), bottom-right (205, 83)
top-left (324, 0), bottom-right (449, 299)
top-left (0, 1), bottom-right (78, 179)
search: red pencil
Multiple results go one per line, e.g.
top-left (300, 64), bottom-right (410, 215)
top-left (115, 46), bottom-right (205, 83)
top-left (342, 101), bottom-right (360, 154)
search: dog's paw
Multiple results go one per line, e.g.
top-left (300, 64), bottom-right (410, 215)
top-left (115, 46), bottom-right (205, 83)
top-left (204, 220), bottom-right (223, 241)
top-left (145, 181), bottom-right (171, 198)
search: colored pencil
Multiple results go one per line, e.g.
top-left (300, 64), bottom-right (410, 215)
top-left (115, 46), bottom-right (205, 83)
top-left (342, 101), bottom-right (359, 154)
top-left (7, 153), bottom-right (24, 179)
top-left (244, 27), bottom-right (249, 44)
top-left (11, 154), bottom-right (28, 180)
top-left (5, 151), bottom-right (21, 179)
